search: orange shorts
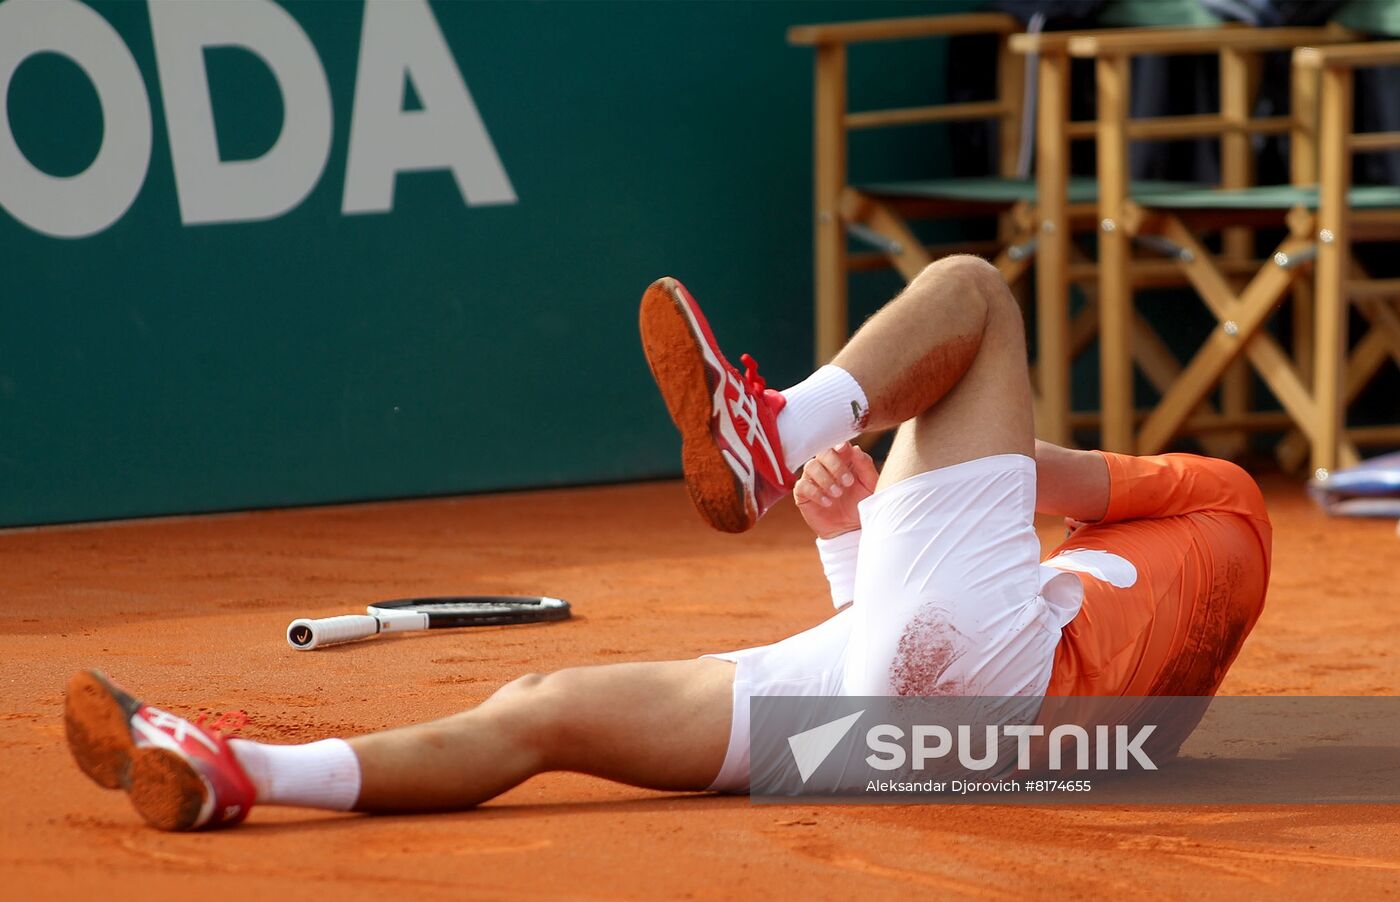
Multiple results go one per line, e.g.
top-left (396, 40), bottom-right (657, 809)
top-left (1044, 452), bottom-right (1273, 697)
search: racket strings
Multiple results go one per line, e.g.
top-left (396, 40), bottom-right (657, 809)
top-left (388, 603), bottom-right (558, 615)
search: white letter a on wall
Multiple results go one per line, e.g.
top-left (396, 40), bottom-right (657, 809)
top-left (343, 0), bottom-right (516, 215)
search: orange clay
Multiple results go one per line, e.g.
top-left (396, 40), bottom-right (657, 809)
top-left (3, 475), bottom-right (1398, 897)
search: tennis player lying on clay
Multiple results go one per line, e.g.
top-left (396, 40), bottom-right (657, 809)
top-left (65, 256), bottom-right (1272, 830)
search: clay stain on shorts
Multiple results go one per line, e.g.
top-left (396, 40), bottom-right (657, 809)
top-left (889, 604), bottom-right (970, 696)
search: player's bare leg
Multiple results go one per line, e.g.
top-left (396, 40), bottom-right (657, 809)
top-left (827, 255), bottom-right (1109, 515)
top-left (1032, 439), bottom-right (1110, 523)
top-left (839, 255), bottom-right (1036, 484)
top-left (349, 658), bottom-right (734, 811)
top-left (65, 658), bottom-right (736, 827)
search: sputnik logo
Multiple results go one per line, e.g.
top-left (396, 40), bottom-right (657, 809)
top-left (787, 710), bottom-right (864, 782)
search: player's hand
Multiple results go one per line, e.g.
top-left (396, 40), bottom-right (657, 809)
top-left (793, 443), bottom-right (880, 539)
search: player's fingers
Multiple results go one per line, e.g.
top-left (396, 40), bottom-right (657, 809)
top-left (817, 446), bottom-right (857, 490)
top-left (850, 446), bottom-right (880, 493)
top-left (794, 478), bottom-right (832, 508)
top-left (802, 458), bottom-right (843, 499)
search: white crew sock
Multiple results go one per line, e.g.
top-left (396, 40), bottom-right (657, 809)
top-left (776, 365), bottom-right (870, 472)
top-left (228, 737), bottom-right (362, 811)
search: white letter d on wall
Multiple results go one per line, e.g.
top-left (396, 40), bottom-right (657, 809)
top-left (149, 0), bottom-right (334, 226)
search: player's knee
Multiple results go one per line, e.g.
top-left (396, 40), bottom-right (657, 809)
top-left (961, 258), bottom-right (1025, 359)
top-left (492, 668), bottom-right (585, 757)
top-left (962, 258), bottom-right (1023, 333)
top-left (913, 253), bottom-right (1001, 297)
top-left (912, 255), bottom-right (1019, 334)
top-left (491, 671), bottom-right (546, 701)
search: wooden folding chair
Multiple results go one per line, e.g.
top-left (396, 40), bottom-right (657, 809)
top-left (786, 14), bottom-right (1323, 446)
top-left (1296, 41), bottom-right (1400, 475)
top-left (786, 13), bottom-right (1025, 364)
top-left (1070, 26), bottom-right (1373, 469)
top-left (1008, 23), bottom-right (1263, 452)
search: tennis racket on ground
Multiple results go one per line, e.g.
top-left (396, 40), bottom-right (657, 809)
top-left (286, 596), bottom-right (571, 650)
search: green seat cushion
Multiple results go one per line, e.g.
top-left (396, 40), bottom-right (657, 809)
top-left (860, 176), bottom-right (1200, 205)
top-left (1338, 0), bottom-right (1400, 37)
top-left (862, 178), bottom-right (1400, 212)
top-left (1136, 184), bottom-right (1400, 210)
top-left (1096, 0), bottom-right (1221, 28)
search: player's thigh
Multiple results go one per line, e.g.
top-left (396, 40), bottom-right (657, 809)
top-left (488, 657), bottom-right (735, 791)
top-left (879, 269), bottom-right (1035, 488)
top-left (845, 458), bottom-right (1048, 697)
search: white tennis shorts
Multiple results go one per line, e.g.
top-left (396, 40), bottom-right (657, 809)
top-left (704, 453), bottom-right (1084, 792)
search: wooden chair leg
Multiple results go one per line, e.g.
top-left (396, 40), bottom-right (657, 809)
top-left (1034, 51), bottom-right (1072, 446)
top-left (1276, 296), bottom-right (1400, 470)
top-left (1277, 327), bottom-right (1388, 471)
top-left (1311, 64), bottom-right (1353, 476)
top-left (1312, 254), bottom-right (1346, 474)
top-left (1030, 301), bottom-right (1098, 398)
top-left (813, 44), bottom-right (847, 366)
top-left (1281, 55), bottom-right (1320, 471)
top-left (1217, 47), bottom-right (1255, 459)
top-left (1094, 54), bottom-right (1134, 453)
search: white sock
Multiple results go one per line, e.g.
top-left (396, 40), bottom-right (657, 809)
top-left (228, 737), bottom-right (362, 811)
top-left (776, 365), bottom-right (870, 472)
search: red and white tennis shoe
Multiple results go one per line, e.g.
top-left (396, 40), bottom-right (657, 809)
top-left (64, 669), bottom-right (255, 831)
top-left (640, 276), bottom-right (792, 533)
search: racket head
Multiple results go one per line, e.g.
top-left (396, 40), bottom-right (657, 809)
top-left (367, 595), bottom-right (571, 629)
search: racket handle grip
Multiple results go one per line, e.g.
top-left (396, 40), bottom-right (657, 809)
top-left (286, 615), bottom-right (379, 650)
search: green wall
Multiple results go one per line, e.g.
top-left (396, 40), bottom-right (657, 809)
top-left (0, 0), bottom-right (958, 526)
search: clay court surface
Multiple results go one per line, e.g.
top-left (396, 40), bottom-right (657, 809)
top-left (3, 473), bottom-right (1398, 899)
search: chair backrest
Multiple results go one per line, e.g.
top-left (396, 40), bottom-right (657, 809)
top-left (788, 13), bottom-right (1028, 363)
top-left (1066, 25), bottom-right (1360, 212)
top-left (1010, 24), bottom-right (1257, 218)
top-left (1336, 2), bottom-right (1400, 38)
top-left (1294, 41), bottom-right (1400, 192)
top-left (787, 13), bottom-right (1026, 184)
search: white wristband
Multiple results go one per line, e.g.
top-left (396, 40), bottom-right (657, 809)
top-left (815, 530), bottom-right (861, 610)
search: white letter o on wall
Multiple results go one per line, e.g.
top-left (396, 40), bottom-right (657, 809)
top-left (0, 0), bottom-right (152, 238)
